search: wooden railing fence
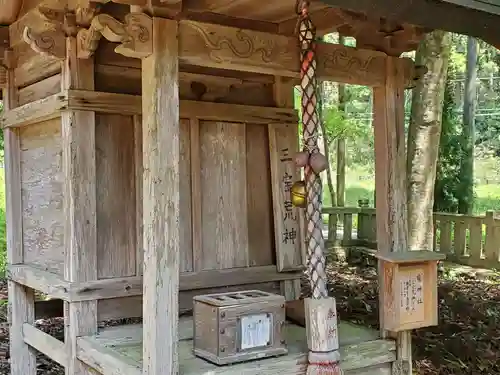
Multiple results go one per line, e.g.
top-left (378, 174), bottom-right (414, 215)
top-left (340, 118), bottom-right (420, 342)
top-left (323, 201), bottom-right (500, 270)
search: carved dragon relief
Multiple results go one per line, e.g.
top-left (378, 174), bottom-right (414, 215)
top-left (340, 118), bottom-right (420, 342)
top-left (185, 21), bottom-right (284, 66)
top-left (76, 12), bottom-right (152, 59)
top-left (322, 48), bottom-right (376, 74)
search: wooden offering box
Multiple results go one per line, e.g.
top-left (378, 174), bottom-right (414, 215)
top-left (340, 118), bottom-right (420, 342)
top-left (193, 290), bottom-right (288, 365)
top-left (376, 250), bottom-right (446, 332)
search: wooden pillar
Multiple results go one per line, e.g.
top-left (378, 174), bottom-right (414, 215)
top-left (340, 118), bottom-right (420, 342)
top-left (142, 17), bottom-right (180, 375)
top-left (372, 57), bottom-right (412, 374)
top-left (3, 49), bottom-right (37, 375)
top-left (61, 37), bottom-right (98, 375)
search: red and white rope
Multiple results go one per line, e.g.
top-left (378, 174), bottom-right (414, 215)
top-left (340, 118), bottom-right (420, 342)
top-left (296, 0), bottom-right (328, 300)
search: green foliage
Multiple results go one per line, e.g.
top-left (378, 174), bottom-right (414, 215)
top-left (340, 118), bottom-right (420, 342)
top-left (434, 65), bottom-right (464, 213)
top-left (321, 103), bottom-right (374, 167)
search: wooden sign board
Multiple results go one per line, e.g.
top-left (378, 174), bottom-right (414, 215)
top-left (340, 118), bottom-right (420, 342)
top-left (376, 250), bottom-right (446, 332)
top-left (268, 123), bottom-right (303, 272)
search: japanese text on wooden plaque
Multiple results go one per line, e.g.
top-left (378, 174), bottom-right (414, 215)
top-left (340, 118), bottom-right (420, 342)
top-left (281, 148), bottom-right (297, 245)
top-left (269, 123), bottom-right (302, 271)
top-left (398, 266), bottom-right (425, 324)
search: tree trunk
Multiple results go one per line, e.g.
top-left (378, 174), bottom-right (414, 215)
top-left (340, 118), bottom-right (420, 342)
top-left (318, 35), bottom-right (336, 207)
top-left (458, 36), bottom-right (477, 214)
top-left (336, 35), bottom-right (346, 208)
top-left (407, 30), bottom-right (452, 251)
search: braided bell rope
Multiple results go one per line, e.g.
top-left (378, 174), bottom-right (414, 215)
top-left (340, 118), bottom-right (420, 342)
top-left (296, 0), bottom-right (328, 300)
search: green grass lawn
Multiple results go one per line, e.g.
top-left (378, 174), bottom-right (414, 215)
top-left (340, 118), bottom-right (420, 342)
top-left (324, 175), bottom-right (500, 216)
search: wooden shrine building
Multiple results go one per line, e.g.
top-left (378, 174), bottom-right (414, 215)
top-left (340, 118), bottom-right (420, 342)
top-left (0, 0), bottom-right (497, 375)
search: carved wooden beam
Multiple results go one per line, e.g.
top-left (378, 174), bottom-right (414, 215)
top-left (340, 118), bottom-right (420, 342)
top-left (24, 10), bottom-right (420, 88)
top-left (77, 12), bottom-right (153, 59)
top-left (24, 9), bottom-right (68, 59)
top-left (176, 19), bottom-right (417, 88)
top-left (21, 5), bottom-right (101, 60)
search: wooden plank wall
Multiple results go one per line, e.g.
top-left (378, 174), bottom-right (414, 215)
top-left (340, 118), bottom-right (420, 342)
top-left (96, 114), bottom-right (137, 279)
top-left (20, 119), bottom-right (64, 275)
top-left (197, 120), bottom-right (274, 270)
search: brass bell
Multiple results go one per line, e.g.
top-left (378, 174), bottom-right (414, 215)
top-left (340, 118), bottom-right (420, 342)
top-left (291, 180), bottom-right (306, 208)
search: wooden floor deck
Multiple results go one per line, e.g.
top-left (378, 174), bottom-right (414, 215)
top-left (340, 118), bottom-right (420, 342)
top-left (76, 317), bottom-right (396, 375)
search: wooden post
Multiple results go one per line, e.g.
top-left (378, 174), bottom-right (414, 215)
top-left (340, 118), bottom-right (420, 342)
top-left (3, 49), bottom-right (37, 375)
top-left (485, 210), bottom-right (500, 262)
top-left (61, 37), bottom-right (98, 375)
top-left (142, 17), bottom-right (180, 375)
top-left (373, 57), bottom-right (412, 374)
top-left (304, 298), bottom-right (340, 374)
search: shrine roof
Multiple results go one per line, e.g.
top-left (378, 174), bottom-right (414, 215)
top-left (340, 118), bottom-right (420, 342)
top-left (321, 0), bottom-right (500, 49)
top-left (1, 0), bottom-right (500, 49)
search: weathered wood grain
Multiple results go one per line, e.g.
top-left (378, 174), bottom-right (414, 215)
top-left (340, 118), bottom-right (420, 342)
top-left (61, 36), bottom-right (98, 375)
top-left (96, 114), bottom-right (136, 279)
top-left (8, 263), bottom-right (301, 303)
top-left (180, 118), bottom-right (194, 273)
top-left (1, 92), bottom-right (65, 128)
top-left (190, 118), bottom-right (203, 272)
top-left (20, 119), bottom-right (64, 275)
top-left (273, 76), bottom-right (302, 301)
top-left (2, 89), bottom-right (299, 128)
top-left (17, 73), bottom-right (60, 106)
top-left (373, 56), bottom-right (412, 373)
top-left (141, 17), bottom-right (179, 375)
top-left (133, 115), bottom-right (143, 276)
top-left (246, 123), bottom-right (274, 266)
top-left (75, 316), bottom-right (395, 375)
top-left (268, 123), bottom-right (303, 272)
top-left (22, 323), bottom-right (68, 367)
top-left (200, 120), bottom-right (249, 270)
top-left (3, 56), bottom-right (37, 375)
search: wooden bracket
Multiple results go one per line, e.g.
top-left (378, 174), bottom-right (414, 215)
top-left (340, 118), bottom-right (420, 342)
top-left (22, 27), bottom-right (66, 59)
top-left (38, 5), bottom-right (101, 30)
top-left (22, 5), bottom-right (101, 60)
top-left (333, 10), bottom-right (428, 56)
top-left (76, 12), bottom-right (153, 59)
top-left (37, 7), bottom-right (78, 36)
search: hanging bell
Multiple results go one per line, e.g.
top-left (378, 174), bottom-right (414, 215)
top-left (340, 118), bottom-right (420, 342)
top-left (291, 180), bottom-right (307, 208)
